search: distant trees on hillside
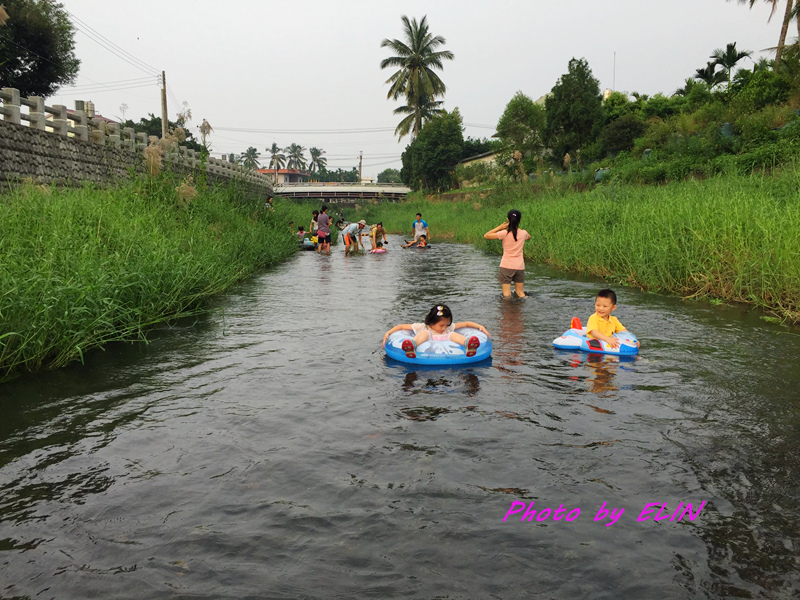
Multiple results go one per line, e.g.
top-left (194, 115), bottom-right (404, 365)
top-left (377, 168), bottom-right (402, 183)
top-left (401, 108), bottom-right (464, 191)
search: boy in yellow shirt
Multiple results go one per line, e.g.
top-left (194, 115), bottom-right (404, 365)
top-left (586, 289), bottom-right (640, 349)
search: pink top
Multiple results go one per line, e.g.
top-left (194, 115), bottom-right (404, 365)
top-left (497, 228), bottom-right (531, 270)
top-left (412, 322), bottom-right (455, 342)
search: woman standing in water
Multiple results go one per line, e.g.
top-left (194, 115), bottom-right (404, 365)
top-left (483, 209), bottom-right (531, 298)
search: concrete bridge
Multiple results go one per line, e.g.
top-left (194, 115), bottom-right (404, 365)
top-left (275, 182), bottom-right (410, 205)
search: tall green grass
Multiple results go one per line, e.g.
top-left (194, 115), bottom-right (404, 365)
top-left (357, 168), bottom-right (800, 322)
top-left (0, 177), bottom-right (298, 379)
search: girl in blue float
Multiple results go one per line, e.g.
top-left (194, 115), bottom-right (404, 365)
top-left (382, 304), bottom-right (490, 359)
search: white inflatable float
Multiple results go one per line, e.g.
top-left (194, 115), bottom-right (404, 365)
top-left (553, 318), bottom-right (639, 356)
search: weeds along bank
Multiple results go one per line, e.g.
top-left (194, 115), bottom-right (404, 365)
top-left (357, 169), bottom-right (800, 322)
top-left (0, 177), bottom-right (304, 380)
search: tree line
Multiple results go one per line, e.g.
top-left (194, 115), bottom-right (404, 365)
top-left (380, 11), bottom-right (800, 191)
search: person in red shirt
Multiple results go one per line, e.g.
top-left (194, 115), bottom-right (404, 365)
top-left (483, 209), bottom-right (531, 298)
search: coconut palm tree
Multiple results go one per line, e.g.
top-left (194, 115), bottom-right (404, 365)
top-left (711, 42), bottom-right (753, 86)
top-left (267, 142), bottom-right (286, 181)
top-left (380, 15), bottom-right (454, 140)
top-left (241, 146), bottom-right (261, 170)
top-left (728, 0), bottom-right (795, 67)
top-left (694, 62), bottom-right (727, 88)
top-left (285, 143), bottom-right (307, 170)
top-left (308, 147), bottom-right (327, 173)
top-left (393, 95), bottom-right (444, 140)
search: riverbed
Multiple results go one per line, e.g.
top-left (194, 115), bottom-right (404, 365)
top-left (1, 239), bottom-right (798, 599)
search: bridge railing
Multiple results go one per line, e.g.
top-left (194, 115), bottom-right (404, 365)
top-left (1, 88), bottom-right (148, 149)
top-left (1, 87), bottom-right (273, 193)
top-left (277, 182), bottom-right (407, 188)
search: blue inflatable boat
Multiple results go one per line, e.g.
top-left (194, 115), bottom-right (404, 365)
top-left (385, 327), bottom-right (492, 365)
top-left (553, 318), bottom-right (639, 356)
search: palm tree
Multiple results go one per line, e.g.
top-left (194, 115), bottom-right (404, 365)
top-left (241, 146), bottom-right (261, 170)
top-left (674, 78), bottom-right (698, 96)
top-left (393, 95), bottom-right (444, 140)
top-left (308, 147), bottom-right (327, 173)
top-left (380, 15), bottom-right (454, 140)
top-left (788, 1), bottom-right (800, 45)
top-left (267, 142), bottom-right (286, 182)
top-left (285, 143), bottom-right (307, 170)
top-left (728, 0), bottom-right (795, 68)
top-left (711, 42), bottom-right (753, 86)
top-left (694, 62), bottom-right (727, 88)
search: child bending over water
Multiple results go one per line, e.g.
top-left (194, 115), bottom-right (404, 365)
top-left (382, 304), bottom-right (490, 359)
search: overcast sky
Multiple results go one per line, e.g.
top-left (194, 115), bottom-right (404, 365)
top-left (55, 0), bottom-right (784, 177)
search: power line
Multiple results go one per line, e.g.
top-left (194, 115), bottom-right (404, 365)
top-left (64, 76), bottom-right (156, 89)
top-left (57, 83), bottom-right (158, 96)
top-left (215, 126), bottom-right (397, 134)
top-left (2, 36), bottom-right (157, 98)
top-left (166, 84), bottom-right (182, 110)
top-left (66, 10), bottom-right (160, 76)
top-left (61, 79), bottom-right (159, 94)
top-left (361, 159), bottom-right (402, 167)
top-left (2, 37), bottom-right (68, 73)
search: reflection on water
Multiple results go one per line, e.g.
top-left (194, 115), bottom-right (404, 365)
top-left (1, 237), bottom-right (799, 598)
top-left (496, 298), bottom-right (526, 368)
top-left (399, 368), bottom-right (481, 397)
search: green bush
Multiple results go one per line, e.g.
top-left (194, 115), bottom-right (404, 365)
top-left (642, 93), bottom-right (681, 120)
top-left (455, 160), bottom-right (501, 186)
top-left (598, 114), bottom-right (646, 156)
top-left (730, 70), bottom-right (792, 113)
top-left (632, 117), bottom-right (674, 155)
top-left (736, 105), bottom-right (795, 147)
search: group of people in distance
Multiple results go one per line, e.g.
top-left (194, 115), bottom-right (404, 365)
top-left (302, 205), bottom-right (391, 255)
top-left (382, 208), bottom-right (639, 358)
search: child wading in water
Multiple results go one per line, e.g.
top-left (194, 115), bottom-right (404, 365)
top-left (483, 209), bottom-right (531, 298)
top-left (382, 304), bottom-right (490, 359)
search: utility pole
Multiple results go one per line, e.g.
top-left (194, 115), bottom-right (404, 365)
top-left (358, 151), bottom-right (363, 183)
top-left (161, 71), bottom-right (168, 138)
top-left (613, 52), bottom-right (616, 91)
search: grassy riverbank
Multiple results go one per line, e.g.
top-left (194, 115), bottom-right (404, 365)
top-left (356, 167), bottom-right (800, 322)
top-left (0, 177), bottom-right (301, 379)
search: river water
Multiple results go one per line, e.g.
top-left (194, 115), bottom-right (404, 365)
top-left (1, 239), bottom-right (799, 599)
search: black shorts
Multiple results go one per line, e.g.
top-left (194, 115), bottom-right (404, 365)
top-left (318, 234), bottom-right (331, 244)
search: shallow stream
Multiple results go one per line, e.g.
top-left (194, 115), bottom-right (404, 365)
top-left (1, 239), bottom-right (799, 599)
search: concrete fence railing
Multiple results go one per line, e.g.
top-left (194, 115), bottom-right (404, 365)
top-left (278, 182), bottom-right (407, 188)
top-left (0, 87), bottom-right (272, 194)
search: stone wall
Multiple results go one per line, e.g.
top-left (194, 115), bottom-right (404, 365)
top-left (0, 119), bottom-right (145, 192)
top-left (0, 86), bottom-right (273, 199)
